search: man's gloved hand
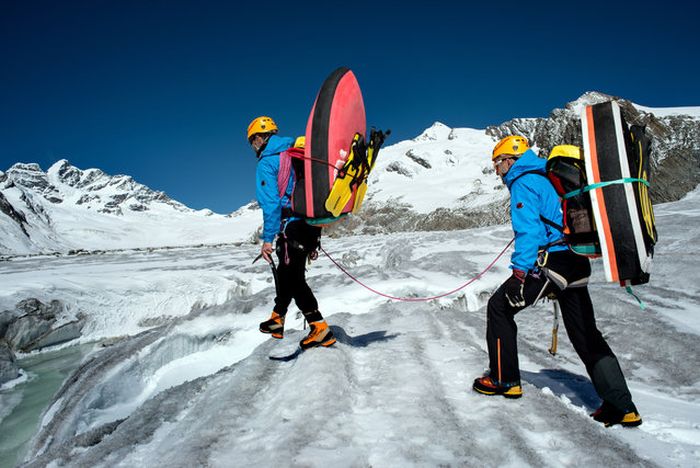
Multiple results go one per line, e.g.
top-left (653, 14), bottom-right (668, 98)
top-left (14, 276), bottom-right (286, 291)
top-left (504, 269), bottom-right (527, 307)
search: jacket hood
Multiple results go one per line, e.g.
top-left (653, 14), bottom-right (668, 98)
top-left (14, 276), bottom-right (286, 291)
top-left (259, 135), bottom-right (294, 159)
top-left (504, 149), bottom-right (546, 189)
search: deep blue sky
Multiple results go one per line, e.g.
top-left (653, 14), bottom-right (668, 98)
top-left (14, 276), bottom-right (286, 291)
top-left (2, 1), bottom-right (698, 213)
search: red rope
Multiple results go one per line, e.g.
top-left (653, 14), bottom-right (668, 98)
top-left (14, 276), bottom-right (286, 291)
top-left (319, 238), bottom-right (514, 302)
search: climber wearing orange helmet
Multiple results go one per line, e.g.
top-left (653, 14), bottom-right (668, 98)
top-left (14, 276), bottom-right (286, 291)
top-left (473, 135), bottom-right (641, 428)
top-left (247, 116), bottom-right (336, 350)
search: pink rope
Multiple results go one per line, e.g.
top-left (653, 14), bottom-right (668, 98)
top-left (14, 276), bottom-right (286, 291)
top-left (319, 238), bottom-right (514, 302)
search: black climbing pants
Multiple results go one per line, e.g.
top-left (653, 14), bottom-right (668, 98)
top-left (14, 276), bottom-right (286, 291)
top-left (486, 250), bottom-right (635, 412)
top-left (273, 220), bottom-right (323, 322)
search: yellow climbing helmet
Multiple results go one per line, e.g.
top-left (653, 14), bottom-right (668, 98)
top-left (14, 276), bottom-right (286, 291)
top-left (548, 144), bottom-right (582, 161)
top-left (293, 136), bottom-right (305, 149)
top-left (247, 116), bottom-right (278, 141)
top-left (492, 136), bottom-right (530, 161)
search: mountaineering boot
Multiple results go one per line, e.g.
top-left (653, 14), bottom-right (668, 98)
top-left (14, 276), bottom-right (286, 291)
top-left (590, 356), bottom-right (636, 415)
top-left (259, 311), bottom-right (285, 339)
top-left (299, 320), bottom-right (336, 350)
top-left (591, 401), bottom-right (642, 427)
top-left (472, 375), bottom-right (523, 399)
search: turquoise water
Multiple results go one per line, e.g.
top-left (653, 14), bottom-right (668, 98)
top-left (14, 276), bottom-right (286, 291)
top-left (0, 344), bottom-right (93, 467)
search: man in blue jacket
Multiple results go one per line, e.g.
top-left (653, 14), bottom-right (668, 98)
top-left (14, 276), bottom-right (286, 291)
top-left (472, 135), bottom-right (641, 428)
top-left (248, 116), bottom-right (336, 350)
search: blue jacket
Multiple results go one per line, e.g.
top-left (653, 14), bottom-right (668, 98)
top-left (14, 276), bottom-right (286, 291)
top-left (256, 135), bottom-right (295, 243)
top-left (504, 149), bottom-right (567, 272)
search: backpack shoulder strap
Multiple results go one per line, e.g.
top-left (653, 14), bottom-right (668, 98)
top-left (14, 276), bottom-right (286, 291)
top-left (539, 214), bottom-right (563, 232)
top-left (509, 169), bottom-right (548, 186)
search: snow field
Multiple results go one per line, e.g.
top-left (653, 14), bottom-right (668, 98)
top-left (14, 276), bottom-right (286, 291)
top-left (3, 189), bottom-right (700, 466)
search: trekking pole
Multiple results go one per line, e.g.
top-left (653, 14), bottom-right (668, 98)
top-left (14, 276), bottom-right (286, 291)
top-left (548, 300), bottom-right (560, 356)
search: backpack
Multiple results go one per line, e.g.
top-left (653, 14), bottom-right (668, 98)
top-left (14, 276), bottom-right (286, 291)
top-left (545, 145), bottom-right (602, 258)
top-left (545, 122), bottom-right (657, 286)
top-left (279, 130), bottom-right (387, 227)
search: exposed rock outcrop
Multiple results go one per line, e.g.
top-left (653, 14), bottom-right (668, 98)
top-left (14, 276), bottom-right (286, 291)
top-left (0, 340), bottom-right (19, 384)
top-left (0, 298), bottom-right (86, 385)
top-left (486, 92), bottom-right (700, 203)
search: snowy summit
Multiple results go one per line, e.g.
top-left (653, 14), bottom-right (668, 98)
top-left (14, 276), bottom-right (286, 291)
top-left (0, 160), bottom-right (260, 255)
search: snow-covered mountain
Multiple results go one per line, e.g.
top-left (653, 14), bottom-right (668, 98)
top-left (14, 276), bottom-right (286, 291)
top-left (2, 92), bottom-right (698, 254)
top-left (1, 187), bottom-right (699, 467)
top-left (330, 93), bottom-right (700, 236)
top-left (325, 124), bottom-right (511, 237)
top-left (0, 160), bottom-right (260, 255)
top-left (370, 124), bottom-right (503, 213)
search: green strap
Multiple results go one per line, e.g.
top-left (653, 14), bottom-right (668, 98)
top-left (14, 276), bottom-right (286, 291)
top-left (563, 178), bottom-right (650, 199)
top-left (625, 285), bottom-right (647, 310)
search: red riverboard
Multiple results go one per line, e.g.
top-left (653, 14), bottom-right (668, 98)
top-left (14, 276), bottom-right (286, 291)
top-left (294, 67), bottom-right (366, 219)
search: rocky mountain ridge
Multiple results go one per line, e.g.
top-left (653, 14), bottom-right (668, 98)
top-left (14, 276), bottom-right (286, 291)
top-left (1, 160), bottom-right (188, 216)
top-left (0, 160), bottom-right (257, 255)
top-left (328, 92), bottom-right (700, 237)
top-left (2, 92), bottom-right (698, 252)
top-left (485, 91), bottom-right (700, 203)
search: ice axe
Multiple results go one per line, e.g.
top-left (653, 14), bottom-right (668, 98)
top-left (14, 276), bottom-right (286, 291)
top-left (253, 251), bottom-right (305, 331)
top-left (548, 300), bottom-right (560, 356)
top-left (253, 253), bottom-right (280, 297)
top-left (531, 279), bottom-right (559, 356)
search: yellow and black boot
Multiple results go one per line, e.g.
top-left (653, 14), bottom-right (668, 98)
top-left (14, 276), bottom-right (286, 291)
top-left (591, 401), bottom-right (642, 427)
top-left (300, 320), bottom-right (336, 350)
top-left (472, 375), bottom-right (523, 399)
top-left (259, 311), bottom-right (285, 339)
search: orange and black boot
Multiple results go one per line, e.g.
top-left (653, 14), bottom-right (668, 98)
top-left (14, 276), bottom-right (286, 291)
top-left (259, 311), bottom-right (285, 339)
top-left (299, 320), bottom-right (336, 350)
top-left (591, 401), bottom-right (642, 427)
top-left (472, 375), bottom-right (523, 399)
